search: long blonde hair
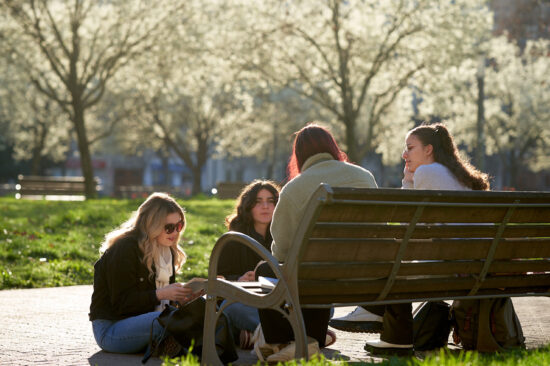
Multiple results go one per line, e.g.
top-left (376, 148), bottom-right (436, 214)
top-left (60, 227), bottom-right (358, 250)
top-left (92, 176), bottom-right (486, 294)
top-left (100, 192), bottom-right (187, 279)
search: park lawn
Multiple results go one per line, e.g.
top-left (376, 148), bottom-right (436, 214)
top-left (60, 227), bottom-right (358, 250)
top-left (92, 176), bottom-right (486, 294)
top-left (161, 345), bottom-right (550, 366)
top-left (0, 196), bottom-right (234, 289)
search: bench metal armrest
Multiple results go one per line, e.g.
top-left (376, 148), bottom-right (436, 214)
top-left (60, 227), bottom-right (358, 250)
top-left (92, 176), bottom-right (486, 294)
top-left (202, 231), bottom-right (308, 365)
top-left (206, 231), bottom-right (294, 310)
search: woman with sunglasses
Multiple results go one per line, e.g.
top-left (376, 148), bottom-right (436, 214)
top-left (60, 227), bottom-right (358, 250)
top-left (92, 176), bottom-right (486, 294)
top-left (217, 180), bottom-right (280, 349)
top-left (89, 192), bottom-right (199, 354)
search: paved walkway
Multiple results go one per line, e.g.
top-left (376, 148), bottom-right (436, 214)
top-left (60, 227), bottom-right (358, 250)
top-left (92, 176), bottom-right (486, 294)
top-left (1, 285), bottom-right (549, 365)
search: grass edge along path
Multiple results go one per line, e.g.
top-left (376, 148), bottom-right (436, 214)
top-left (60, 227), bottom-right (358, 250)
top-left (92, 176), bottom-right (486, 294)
top-left (161, 345), bottom-right (550, 366)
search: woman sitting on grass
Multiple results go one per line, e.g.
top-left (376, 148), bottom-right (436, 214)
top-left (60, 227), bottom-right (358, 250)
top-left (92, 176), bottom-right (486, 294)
top-left (89, 192), bottom-right (201, 354)
top-left (217, 179), bottom-right (281, 349)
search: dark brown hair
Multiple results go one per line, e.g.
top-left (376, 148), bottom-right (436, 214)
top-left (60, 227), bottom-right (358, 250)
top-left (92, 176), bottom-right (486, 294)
top-left (287, 123), bottom-right (349, 180)
top-left (409, 123), bottom-right (490, 190)
top-left (225, 180), bottom-right (281, 233)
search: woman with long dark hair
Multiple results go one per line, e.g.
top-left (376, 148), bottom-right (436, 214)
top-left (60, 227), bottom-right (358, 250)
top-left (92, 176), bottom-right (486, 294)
top-left (332, 123), bottom-right (490, 355)
top-left (401, 123), bottom-right (489, 191)
top-left (217, 180), bottom-right (280, 348)
top-left (254, 123), bottom-right (378, 362)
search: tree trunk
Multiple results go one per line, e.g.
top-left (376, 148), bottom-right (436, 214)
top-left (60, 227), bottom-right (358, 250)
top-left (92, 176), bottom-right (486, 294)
top-left (266, 126), bottom-right (278, 179)
top-left (343, 117), bottom-right (358, 163)
top-left (30, 149), bottom-right (43, 176)
top-left (190, 135), bottom-right (210, 196)
top-left (191, 165), bottom-right (202, 195)
top-left (509, 151), bottom-right (519, 190)
top-left (30, 122), bottom-right (47, 175)
top-left (72, 104), bottom-right (96, 198)
top-left (475, 69), bottom-right (485, 171)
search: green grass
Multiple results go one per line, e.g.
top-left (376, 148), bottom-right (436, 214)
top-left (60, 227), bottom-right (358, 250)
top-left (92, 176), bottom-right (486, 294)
top-left (159, 346), bottom-right (550, 366)
top-left (0, 196), bottom-right (233, 289)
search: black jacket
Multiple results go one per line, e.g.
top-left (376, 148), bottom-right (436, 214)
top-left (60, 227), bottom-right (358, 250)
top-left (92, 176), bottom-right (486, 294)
top-left (89, 235), bottom-right (175, 321)
top-left (217, 227), bottom-right (272, 281)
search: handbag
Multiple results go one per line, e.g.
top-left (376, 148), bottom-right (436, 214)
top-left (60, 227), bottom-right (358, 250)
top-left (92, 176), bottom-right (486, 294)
top-left (142, 296), bottom-right (237, 364)
top-left (413, 301), bottom-right (452, 351)
top-left (451, 298), bottom-right (525, 352)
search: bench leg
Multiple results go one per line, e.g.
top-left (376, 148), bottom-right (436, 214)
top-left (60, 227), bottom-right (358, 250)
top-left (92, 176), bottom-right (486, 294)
top-left (201, 296), bottom-right (223, 366)
top-left (282, 303), bottom-right (309, 360)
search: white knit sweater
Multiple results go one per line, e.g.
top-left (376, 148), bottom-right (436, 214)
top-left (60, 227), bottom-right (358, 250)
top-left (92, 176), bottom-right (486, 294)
top-left (402, 162), bottom-right (468, 190)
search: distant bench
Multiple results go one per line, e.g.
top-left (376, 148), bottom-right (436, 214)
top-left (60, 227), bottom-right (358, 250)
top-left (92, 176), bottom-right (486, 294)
top-left (16, 175), bottom-right (100, 200)
top-left (215, 182), bottom-right (247, 199)
top-left (202, 184), bottom-right (550, 364)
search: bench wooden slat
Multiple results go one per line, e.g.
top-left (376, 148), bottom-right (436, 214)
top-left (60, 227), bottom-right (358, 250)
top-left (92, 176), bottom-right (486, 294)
top-left (16, 175), bottom-right (100, 199)
top-left (329, 187), bottom-right (550, 204)
top-left (18, 175), bottom-right (87, 183)
top-left (297, 274), bottom-right (550, 297)
top-left (20, 189), bottom-right (88, 195)
top-left (303, 238), bottom-right (550, 262)
top-left (300, 286), bottom-right (550, 305)
top-left (318, 204), bottom-right (550, 224)
top-left (312, 223), bottom-right (550, 239)
top-left (298, 259), bottom-right (550, 279)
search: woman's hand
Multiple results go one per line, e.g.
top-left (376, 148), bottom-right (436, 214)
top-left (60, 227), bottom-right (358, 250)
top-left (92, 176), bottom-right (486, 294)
top-left (238, 271), bottom-right (255, 282)
top-left (156, 283), bottom-right (197, 304)
top-left (403, 164), bottom-right (414, 184)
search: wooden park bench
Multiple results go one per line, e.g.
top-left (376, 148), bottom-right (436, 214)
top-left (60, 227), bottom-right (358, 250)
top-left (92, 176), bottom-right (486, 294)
top-left (202, 184), bottom-right (550, 365)
top-left (15, 175), bottom-right (100, 200)
top-left (215, 181), bottom-right (247, 199)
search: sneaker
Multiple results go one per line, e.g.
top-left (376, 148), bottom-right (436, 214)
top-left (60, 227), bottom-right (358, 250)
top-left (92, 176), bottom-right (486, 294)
top-left (239, 329), bottom-right (254, 350)
top-left (266, 337), bottom-right (320, 363)
top-left (325, 329), bottom-right (337, 347)
top-left (364, 339), bottom-right (413, 356)
top-left (329, 307), bottom-right (383, 333)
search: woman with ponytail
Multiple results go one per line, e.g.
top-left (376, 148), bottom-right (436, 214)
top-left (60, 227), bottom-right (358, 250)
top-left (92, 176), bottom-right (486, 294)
top-left (401, 123), bottom-right (489, 191)
top-left (333, 123), bottom-right (490, 356)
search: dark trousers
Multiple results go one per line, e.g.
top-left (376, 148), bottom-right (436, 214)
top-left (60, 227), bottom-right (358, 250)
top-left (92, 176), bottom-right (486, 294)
top-left (256, 262), bottom-right (330, 346)
top-left (363, 303), bottom-right (413, 345)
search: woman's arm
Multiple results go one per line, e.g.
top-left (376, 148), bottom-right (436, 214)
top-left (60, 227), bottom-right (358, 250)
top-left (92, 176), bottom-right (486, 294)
top-left (402, 165), bottom-right (414, 189)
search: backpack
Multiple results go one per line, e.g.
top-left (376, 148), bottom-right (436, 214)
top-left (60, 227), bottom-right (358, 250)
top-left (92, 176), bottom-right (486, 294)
top-left (413, 301), bottom-right (452, 351)
top-left (451, 298), bottom-right (525, 352)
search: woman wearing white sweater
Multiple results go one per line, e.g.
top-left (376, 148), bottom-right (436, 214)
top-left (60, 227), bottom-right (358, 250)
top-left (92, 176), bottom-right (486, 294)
top-left (331, 123), bottom-right (490, 355)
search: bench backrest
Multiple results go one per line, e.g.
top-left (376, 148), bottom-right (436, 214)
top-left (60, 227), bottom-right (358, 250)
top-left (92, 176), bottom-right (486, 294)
top-left (16, 175), bottom-right (100, 196)
top-left (283, 184), bottom-right (550, 307)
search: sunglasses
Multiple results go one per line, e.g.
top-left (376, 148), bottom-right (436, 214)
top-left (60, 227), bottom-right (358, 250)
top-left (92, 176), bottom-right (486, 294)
top-left (164, 220), bottom-right (184, 234)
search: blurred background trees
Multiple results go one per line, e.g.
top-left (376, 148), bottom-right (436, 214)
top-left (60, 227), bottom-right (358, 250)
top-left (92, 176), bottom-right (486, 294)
top-left (0, 0), bottom-right (548, 196)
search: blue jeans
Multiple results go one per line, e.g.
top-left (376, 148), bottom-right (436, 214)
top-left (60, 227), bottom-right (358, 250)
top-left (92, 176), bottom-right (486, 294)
top-left (221, 300), bottom-right (260, 340)
top-left (92, 311), bottom-right (163, 353)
